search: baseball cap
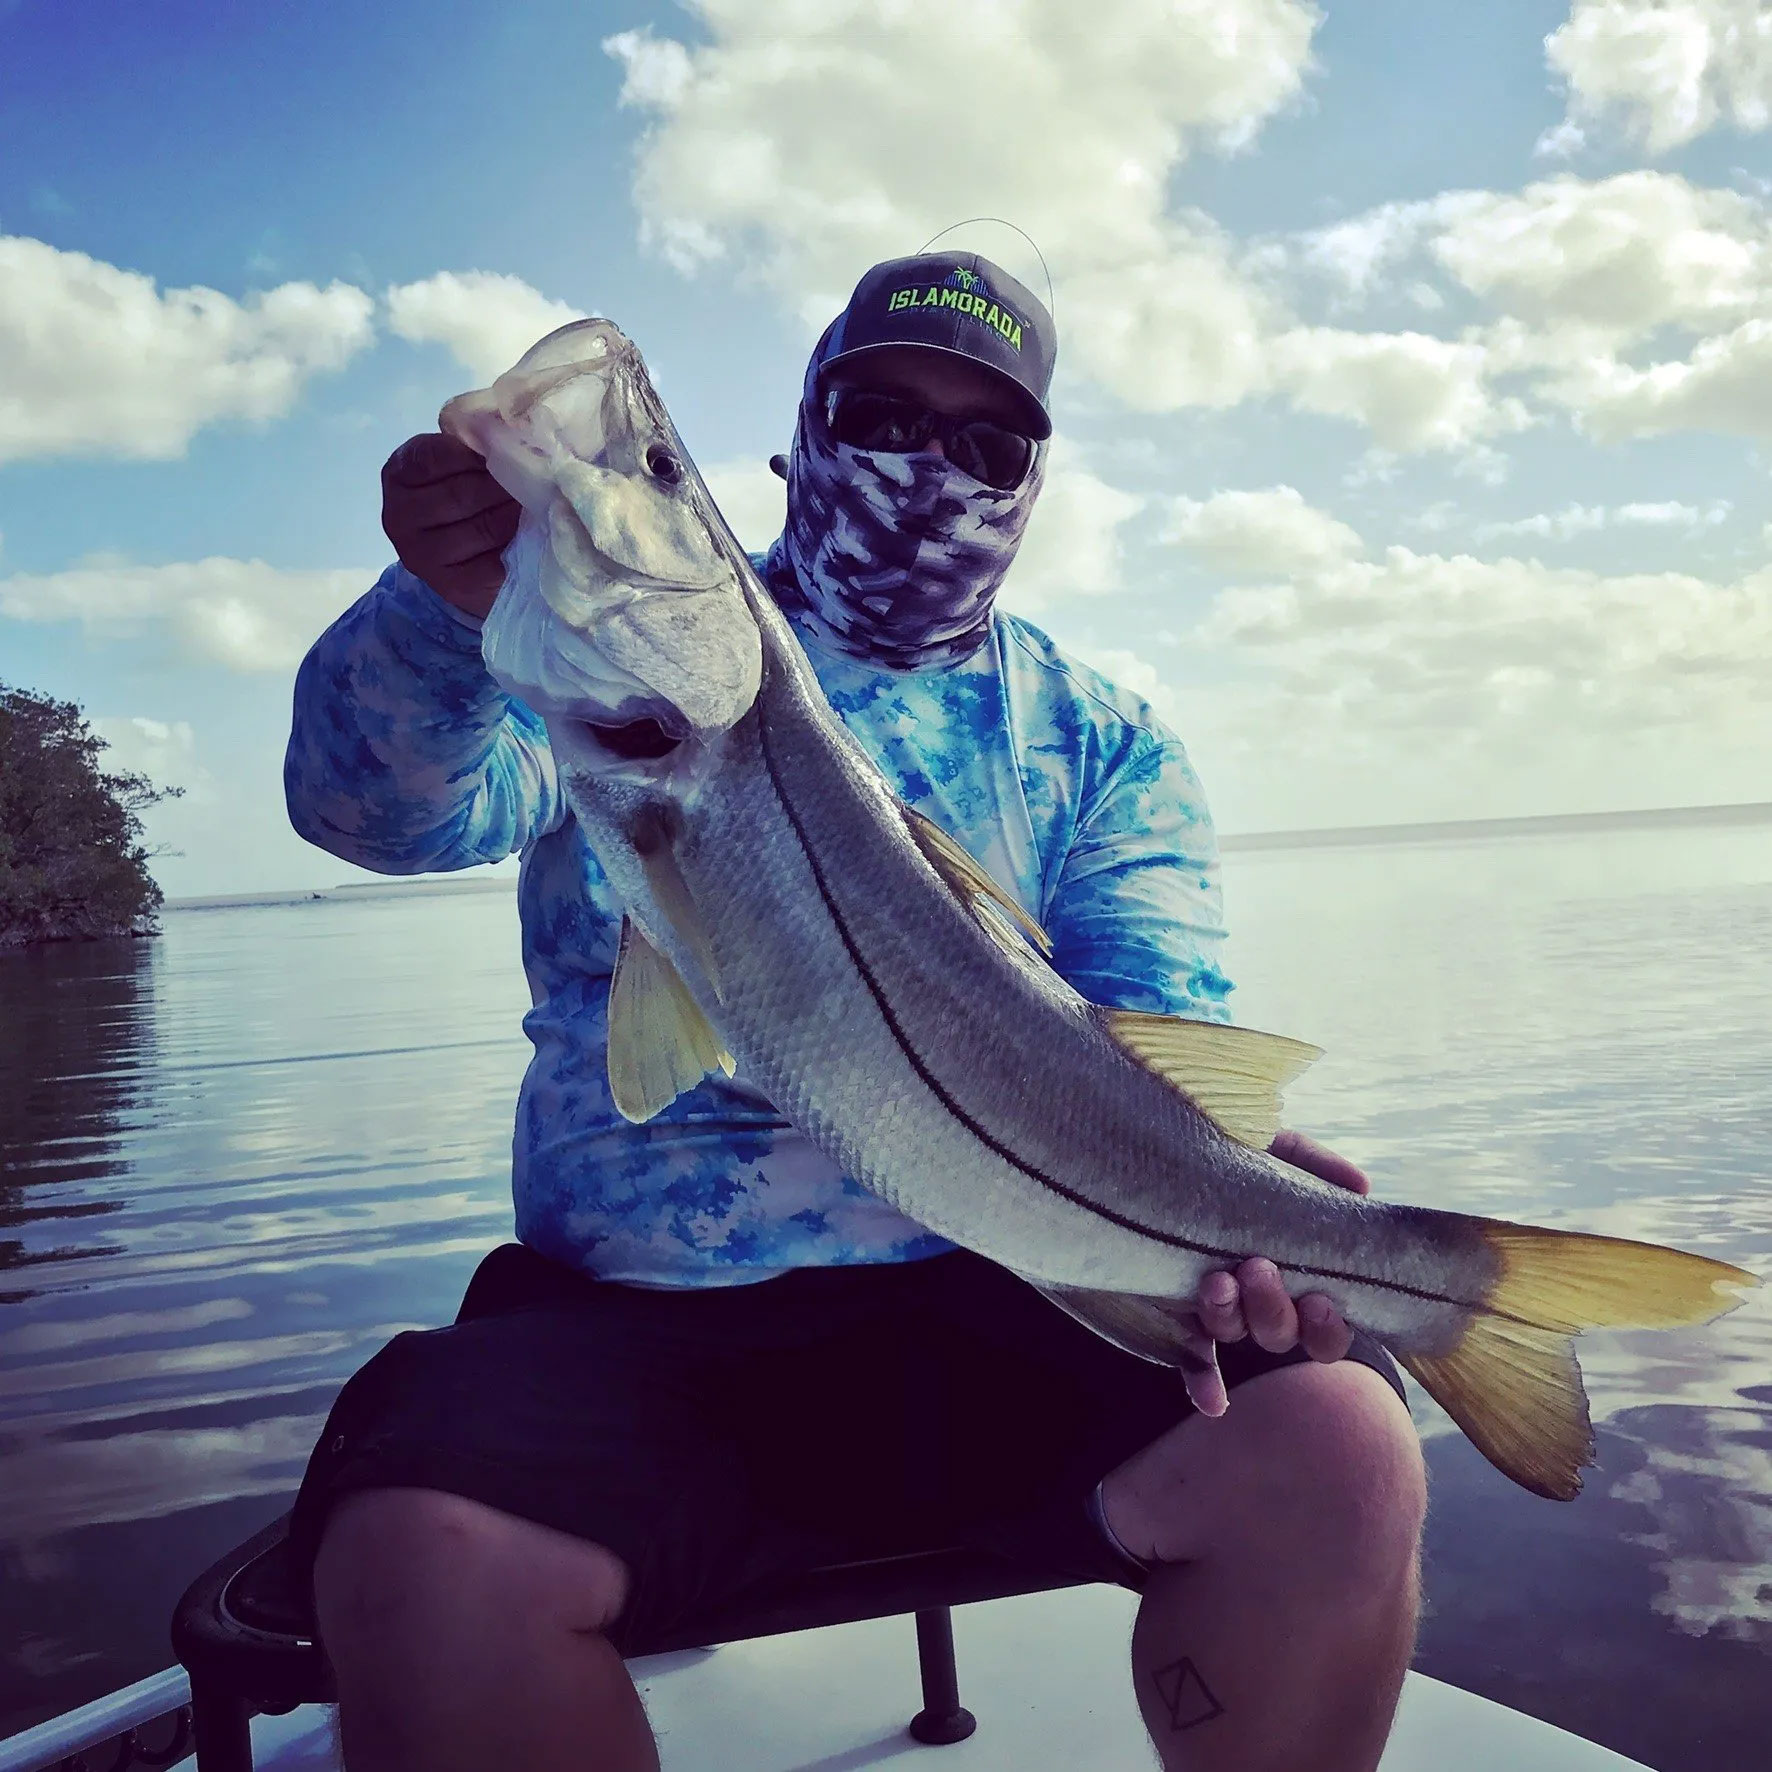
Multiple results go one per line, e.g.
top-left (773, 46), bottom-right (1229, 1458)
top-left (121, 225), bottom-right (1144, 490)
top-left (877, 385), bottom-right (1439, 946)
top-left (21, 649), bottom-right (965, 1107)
top-left (817, 252), bottom-right (1056, 441)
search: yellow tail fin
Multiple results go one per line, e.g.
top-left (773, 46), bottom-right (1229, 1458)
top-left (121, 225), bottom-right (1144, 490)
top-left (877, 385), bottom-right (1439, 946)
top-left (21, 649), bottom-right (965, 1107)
top-left (1402, 1224), bottom-right (1755, 1500)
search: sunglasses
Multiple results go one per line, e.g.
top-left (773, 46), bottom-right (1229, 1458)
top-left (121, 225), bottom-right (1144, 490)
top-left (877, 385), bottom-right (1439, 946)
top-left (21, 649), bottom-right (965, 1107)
top-left (824, 388), bottom-right (1036, 491)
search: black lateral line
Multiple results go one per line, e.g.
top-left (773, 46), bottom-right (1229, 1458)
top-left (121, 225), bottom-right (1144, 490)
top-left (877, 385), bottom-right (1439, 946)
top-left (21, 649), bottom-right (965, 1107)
top-left (755, 705), bottom-right (1502, 1320)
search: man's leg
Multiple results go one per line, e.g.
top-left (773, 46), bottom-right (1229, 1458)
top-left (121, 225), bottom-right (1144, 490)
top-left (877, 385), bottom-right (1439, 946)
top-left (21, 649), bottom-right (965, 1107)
top-left (314, 1487), bottom-right (658, 1772)
top-left (1102, 1360), bottom-right (1426, 1772)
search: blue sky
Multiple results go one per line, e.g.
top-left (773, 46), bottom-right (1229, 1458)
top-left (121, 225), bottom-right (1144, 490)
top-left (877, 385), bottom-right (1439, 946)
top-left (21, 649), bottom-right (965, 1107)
top-left (4, 0), bottom-right (1770, 894)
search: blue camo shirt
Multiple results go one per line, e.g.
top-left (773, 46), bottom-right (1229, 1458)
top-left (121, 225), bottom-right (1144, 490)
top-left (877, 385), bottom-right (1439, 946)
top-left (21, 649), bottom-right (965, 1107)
top-left (285, 561), bottom-right (1234, 1286)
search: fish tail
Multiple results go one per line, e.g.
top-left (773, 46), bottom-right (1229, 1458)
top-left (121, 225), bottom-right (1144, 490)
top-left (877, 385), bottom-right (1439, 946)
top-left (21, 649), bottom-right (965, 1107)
top-left (1399, 1224), bottom-right (1756, 1500)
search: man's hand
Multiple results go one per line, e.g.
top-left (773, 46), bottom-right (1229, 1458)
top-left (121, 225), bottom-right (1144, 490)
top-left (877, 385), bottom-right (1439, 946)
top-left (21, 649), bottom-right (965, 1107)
top-left (381, 432), bottom-right (520, 620)
top-left (1179, 1129), bottom-right (1371, 1417)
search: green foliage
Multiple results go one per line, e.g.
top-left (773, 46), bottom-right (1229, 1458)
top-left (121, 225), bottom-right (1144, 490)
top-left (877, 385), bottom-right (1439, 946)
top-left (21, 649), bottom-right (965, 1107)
top-left (0, 684), bottom-right (184, 947)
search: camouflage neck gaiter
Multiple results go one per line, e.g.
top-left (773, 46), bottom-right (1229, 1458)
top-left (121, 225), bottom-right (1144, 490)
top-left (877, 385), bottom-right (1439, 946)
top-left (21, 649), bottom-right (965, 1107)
top-left (762, 338), bottom-right (1046, 673)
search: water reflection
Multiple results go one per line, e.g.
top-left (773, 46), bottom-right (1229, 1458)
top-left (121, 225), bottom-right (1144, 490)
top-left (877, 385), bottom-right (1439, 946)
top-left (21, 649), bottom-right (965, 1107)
top-left (1, 833), bottom-right (1769, 1764)
top-left (1227, 826), bottom-right (1772, 1763)
top-left (0, 896), bottom-right (530, 1734)
top-left (0, 939), bottom-right (154, 1294)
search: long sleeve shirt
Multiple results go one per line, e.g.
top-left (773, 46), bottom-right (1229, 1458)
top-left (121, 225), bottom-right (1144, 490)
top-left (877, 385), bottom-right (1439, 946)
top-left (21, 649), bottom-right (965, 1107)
top-left (285, 561), bottom-right (1234, 1286)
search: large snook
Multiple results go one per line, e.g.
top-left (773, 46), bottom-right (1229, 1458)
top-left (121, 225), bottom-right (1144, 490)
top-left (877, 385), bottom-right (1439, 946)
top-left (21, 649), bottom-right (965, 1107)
top-left (443, 318), bottom-right (1757, 1502)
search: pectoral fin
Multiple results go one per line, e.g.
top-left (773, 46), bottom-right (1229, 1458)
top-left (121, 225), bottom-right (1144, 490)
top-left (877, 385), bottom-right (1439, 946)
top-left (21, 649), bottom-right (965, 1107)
top-left (607, 916), bottom-right (734, 1123)
top-left (1030, 1280), bottom-right (1218, 1376)
top-left (1102, 1011), bottom-right (1321, 1150)
top-left (630, 807), bottom-right (723, 1000)
top-left (901, 805), bottom-right (1052, 957)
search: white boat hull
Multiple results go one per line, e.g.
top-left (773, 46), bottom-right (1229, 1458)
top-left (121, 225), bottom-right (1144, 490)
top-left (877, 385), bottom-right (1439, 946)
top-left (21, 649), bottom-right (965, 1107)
top-left (172, 1584), bottom-right (1651, 1771)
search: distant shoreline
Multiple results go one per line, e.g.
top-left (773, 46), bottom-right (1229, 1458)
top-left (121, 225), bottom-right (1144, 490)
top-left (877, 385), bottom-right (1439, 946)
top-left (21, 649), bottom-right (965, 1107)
top-left (1219, 799), bottom-right (1772, 855)
top-left (166, 875), bottom-right (521, 912)
top-left (165, 800), bottom-right (1772, 911)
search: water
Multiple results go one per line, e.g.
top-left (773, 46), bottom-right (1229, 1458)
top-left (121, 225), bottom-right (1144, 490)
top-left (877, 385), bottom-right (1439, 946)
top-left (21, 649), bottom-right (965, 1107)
top-left (2, 827), bottom-right (1769, 1769)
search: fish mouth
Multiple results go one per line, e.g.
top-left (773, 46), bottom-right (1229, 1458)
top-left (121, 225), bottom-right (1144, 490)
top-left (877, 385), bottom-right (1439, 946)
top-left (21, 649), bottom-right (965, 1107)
top-left (572, 715), bottom-right (685, 760)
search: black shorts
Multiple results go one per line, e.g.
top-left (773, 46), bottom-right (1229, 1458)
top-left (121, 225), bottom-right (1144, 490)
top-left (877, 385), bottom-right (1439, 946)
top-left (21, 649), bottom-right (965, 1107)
top-left (290, 1244), bottom-right (1405, 1653)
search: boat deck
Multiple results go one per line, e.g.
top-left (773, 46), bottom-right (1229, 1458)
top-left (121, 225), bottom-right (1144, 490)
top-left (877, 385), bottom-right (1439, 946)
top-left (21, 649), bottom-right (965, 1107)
top-left (192, 1585), bottom-right (1652, 1770)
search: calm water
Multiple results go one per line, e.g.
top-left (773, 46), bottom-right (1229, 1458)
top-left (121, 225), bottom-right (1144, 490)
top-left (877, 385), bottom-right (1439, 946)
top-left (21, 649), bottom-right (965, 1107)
top-left (2, 828), bottom-right (1769, 1769)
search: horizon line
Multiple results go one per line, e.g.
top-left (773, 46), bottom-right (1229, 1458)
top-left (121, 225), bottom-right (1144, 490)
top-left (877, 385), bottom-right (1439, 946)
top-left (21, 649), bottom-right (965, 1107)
top-left (163, 798), bottom-right (1772, 913)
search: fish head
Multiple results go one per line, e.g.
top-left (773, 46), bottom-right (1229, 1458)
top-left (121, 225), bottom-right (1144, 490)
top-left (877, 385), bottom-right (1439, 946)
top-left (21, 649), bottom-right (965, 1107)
top-left (442, 318), bottom-right (763, 755)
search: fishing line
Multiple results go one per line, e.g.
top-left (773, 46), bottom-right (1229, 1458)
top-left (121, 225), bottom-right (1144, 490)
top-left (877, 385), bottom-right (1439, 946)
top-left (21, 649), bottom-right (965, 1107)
top-left (915, 218), bottom-right (1057, 333)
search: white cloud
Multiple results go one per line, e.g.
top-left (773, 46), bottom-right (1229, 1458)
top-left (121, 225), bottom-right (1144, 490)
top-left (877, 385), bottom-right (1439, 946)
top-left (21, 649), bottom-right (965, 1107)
top-left (1060, 232), bottom-right (1283, 413)
top-left (1406, 500), bottom-right (1466, 535)
top-left (0, 235), bottom-right (375, 466)
top-left (1062, 482), bottom-right (1772, 826)
top-left (1180, 532), bottom-right (1772, 825)
top-left (1615, 497), bottom-right (1731, 524)
top-left (1163, 485), bottom-right (1363, 577)
top-left (602, 5), bottom-right (1739, 462)
top-left (1277, 172), bottom-right (1772, 447)
top-left (1535, 115), bottom-right (1591, 160)
top-left (1545, 0), bottom-right (1772, 154)
top-left (702, 456), bottom-right (786, 552)
top-left (90, 715), bottom-right (203, 791)
top-left (1476, 498), bottom-right (1730, 539)
top-left (1004, 441), bottom-right (1145, 610)
top-left (604, 0), bottom-right (1319, 300)
top-left (86, 716), bottom-right (225, 883)
top-left (0, 556), bottom-right (375, 671)
top-left (384, 271), bottom-right (590, 385)
top-left (1270, 326), bottom-right (1531, 451)
top-left (603, 0), bottom-right (1321, 414)
top-left (1292, 193), bottom-right (1480, 299)
top-left (1548, 313), bottom-right (1772, 438)
top-left (1201, 544), bottom-right (1772, 738)
top-left (1302, 175), bottom-right (1772, 346)
top-left (1481, 504), bottom-right (1610, 540)
top-left (1431, 173), bottom-right (1769, 332)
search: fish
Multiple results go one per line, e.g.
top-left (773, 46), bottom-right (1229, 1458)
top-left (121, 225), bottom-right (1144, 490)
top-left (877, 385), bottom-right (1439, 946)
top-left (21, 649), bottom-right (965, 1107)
top-left (440, 317), bottom-right (1758, 1502)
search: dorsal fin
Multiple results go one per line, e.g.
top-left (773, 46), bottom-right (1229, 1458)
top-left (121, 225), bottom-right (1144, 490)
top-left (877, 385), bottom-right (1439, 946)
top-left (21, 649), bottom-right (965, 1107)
top-left (607, 916), bottom-right (734, 1123)
top-left (1102, 1011), bottom-right (1321, 1150)
top-left (901, 804), bottom-right (1052, 957)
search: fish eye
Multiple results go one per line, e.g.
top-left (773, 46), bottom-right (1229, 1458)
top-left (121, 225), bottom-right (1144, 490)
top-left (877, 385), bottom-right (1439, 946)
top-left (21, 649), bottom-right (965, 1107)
top-left (645, 443), bottom-right (683, 485)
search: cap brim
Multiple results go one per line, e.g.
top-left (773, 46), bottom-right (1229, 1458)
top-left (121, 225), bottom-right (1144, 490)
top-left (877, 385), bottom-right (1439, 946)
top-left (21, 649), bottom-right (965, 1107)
top-left (819, 342), bottom-right (1053, 441)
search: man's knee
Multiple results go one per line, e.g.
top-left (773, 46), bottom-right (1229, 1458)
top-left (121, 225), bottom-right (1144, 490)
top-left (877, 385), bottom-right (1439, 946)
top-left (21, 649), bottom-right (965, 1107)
top-left (1105, 1359), bottom-right (1425, 1579)
top-left (1259, 1362), bottom-right (1426, 1585)
top-left (314, 1487), bottom-right (632, 1661)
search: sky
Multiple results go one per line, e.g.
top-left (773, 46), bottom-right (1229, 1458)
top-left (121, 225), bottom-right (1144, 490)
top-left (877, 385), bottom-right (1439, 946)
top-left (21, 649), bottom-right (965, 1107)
top-left (2, 0), bottom-right (1770, 896)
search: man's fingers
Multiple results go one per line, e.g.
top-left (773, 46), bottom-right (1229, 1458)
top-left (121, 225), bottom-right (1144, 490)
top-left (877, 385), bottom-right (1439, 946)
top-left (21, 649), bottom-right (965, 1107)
top-left (1195, 1268), bottom-right (1245, 1344)
top-left (1190, 1257), bottom-right (1354, 1412)
top-left (1269, 1127), bottom-right (1371, 1195)
top-left (1238, 1257), bottom-right (1299, 1354)
top-left (383, 431), bottom-right (487, 486)
top-left (424, 499), bottom-right (522, 568)
top-left (410, 472), bottom-right (520, 534)
top-left (1178, 1319), bottom-right (1229, 1417)
top-left (1297, 1293), bottom-right (1355, 1364)
top-left (440, 552), bottom-right (508, 599)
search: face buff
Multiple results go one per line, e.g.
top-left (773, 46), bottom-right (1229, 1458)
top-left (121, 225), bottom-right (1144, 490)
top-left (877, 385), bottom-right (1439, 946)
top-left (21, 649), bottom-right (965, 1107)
top-left (762, 335), bottom-right (1047, 673)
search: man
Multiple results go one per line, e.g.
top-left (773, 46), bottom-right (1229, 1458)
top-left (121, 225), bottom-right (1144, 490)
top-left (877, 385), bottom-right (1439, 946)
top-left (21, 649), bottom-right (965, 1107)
top-left (284, 251), bottom-right (1425, 1772)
